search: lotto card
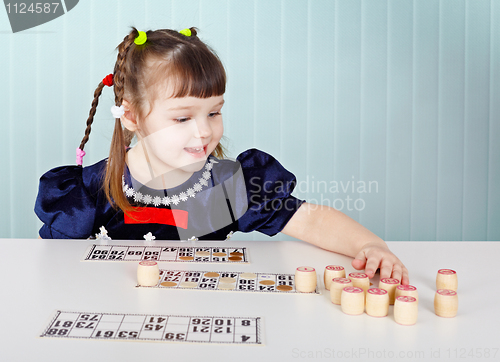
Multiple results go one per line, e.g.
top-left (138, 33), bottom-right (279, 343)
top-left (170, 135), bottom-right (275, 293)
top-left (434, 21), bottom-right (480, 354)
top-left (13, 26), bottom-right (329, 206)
top-left (40, 311), bottom-right (262, 345)
top-left (84, 244), bottom-right (249, 263)
top-left (141, 269), bottom-right (321, 294)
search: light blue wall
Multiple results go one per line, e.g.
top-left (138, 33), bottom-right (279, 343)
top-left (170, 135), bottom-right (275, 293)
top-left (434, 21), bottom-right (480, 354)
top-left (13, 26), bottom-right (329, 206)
top-left (0, 0), bottom-right (498, 241)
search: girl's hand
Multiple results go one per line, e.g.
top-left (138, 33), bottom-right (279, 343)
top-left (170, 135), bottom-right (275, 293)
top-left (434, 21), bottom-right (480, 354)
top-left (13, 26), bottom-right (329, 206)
top-left (281, 203), bottom-right (410, 284)
top-left (351, 242), bottom-right (409, 285)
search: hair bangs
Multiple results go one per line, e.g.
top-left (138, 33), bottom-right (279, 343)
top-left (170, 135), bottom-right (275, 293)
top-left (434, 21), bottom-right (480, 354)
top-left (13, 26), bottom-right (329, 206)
top-left (167, 43), bottom-right (226, 99)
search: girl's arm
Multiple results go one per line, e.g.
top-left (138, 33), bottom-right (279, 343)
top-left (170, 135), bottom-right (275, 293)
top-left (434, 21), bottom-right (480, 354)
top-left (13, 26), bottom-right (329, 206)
top-left (281, 202), bottom-right (409, 285)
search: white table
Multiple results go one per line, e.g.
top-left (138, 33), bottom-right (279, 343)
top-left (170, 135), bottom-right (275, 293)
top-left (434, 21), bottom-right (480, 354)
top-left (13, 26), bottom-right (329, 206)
top-left (1, 239), bottom-right (498, 362)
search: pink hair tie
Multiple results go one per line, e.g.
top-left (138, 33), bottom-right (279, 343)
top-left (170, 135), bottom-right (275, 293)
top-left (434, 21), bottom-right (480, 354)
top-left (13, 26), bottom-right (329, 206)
top-left (76, 147), bottom-right (86, 166)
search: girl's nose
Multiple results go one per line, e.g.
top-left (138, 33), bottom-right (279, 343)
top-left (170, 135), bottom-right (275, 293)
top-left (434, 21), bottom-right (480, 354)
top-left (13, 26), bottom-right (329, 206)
top-left (194, 118), bottom-right (212, 138)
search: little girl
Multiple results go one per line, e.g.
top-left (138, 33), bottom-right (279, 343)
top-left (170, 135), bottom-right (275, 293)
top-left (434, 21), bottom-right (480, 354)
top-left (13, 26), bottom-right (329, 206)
top-left (35, 27), bottom-right (409, 285)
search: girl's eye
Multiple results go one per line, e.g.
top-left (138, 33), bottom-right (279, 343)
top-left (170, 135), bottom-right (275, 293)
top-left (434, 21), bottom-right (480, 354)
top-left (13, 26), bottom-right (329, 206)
top-left (175, 117), bottom-right (191, 123)
top-left (208, 112), bottom-right (221, 118)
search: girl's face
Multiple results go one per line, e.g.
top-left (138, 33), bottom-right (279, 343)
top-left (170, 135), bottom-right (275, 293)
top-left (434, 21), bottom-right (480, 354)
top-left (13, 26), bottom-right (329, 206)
top-left (131, 94), bottom-right (224, 185)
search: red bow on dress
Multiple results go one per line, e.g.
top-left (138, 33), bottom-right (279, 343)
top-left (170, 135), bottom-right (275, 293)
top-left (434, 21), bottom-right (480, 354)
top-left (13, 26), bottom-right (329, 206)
top-left (124, 208), bottom-right (188, 229)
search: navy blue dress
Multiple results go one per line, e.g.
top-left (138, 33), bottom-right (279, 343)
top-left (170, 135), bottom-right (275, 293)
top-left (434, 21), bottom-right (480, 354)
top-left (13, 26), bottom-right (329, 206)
top-left (35, 149), bottom-right (304, 240)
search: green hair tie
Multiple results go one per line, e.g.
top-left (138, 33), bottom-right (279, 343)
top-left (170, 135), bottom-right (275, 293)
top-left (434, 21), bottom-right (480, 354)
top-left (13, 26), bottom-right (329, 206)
top-left (134, 31), bottom-right (147, 45)
top-left (179, 28), bottom-right (192, 37)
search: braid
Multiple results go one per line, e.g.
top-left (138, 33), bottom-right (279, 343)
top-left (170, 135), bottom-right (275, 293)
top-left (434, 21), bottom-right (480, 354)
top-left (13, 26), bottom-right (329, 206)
top-left (113, 29), bottom-right (139, 106)
top-left (79, 81), bottom-right (105, 151)
top-left (113, 31), bottom-right (137, 149)
top-left (104, 29), bottom-right (139, 211)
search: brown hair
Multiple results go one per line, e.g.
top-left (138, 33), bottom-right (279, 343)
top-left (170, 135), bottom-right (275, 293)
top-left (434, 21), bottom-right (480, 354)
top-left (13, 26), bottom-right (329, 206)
top-left (78, 27), bottom-right (227, 211)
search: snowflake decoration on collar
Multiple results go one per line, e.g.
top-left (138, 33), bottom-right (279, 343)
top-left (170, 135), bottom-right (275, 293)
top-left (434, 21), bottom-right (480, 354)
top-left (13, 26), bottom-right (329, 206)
top-left (171, 195), bottom-right (180, 205)
top-left (179, 192), bottom-right (188, 202)
top-left (143, 195), bottom-right (153, 205)
top-left (144, 232), bottom-right (156, 241)
top-left (134, 192), bottom-right (143, 203)
top-left (122, 158), bottom-right (216, 206)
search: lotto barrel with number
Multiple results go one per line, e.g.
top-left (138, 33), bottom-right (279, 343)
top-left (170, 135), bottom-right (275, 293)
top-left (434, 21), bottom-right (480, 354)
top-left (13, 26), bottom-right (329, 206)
top-left (436, 269), bottom-right (458, 291)
top-left (137, 261), bottom-right (160, 286)
top-left (348, 273), bottom-right (369, 293)
top-left (330, 278), bottom-right (353, 304)
top-left (324, 265), bottom-right (345, 290)
top-left (394, 296), bottom-right (418, 325)
top-left (434, 289), bottom-right (458, 318)
top-left (295, 266), bottom-right (317, 293)
top-left (365, 288), bottom-right (389, 317)
top-left (379, 278), bottom-right (400, 304)
top-left (341, 287), bottom-right (365, 315)
top-left (395, 285), bottom-right (418, 301)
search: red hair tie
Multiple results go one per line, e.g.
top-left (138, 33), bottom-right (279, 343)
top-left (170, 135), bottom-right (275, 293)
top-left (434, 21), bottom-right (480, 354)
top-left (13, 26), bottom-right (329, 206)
top-left (102, 74), bottom-right (113, 87)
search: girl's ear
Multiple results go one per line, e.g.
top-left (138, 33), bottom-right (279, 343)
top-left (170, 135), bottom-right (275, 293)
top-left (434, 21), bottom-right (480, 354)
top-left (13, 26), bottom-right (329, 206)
top-left (121, 99), bottom-right (139, 132)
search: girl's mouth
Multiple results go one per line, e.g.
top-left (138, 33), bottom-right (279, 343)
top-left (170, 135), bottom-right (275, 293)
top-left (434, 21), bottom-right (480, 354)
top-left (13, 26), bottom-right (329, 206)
top-left (184, 145), bottom-right (207, 157)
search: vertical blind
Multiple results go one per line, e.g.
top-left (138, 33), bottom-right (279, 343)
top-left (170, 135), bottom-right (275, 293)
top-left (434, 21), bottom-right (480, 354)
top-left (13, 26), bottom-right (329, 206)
top-left (0, 0), bottom-right (498, 241)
